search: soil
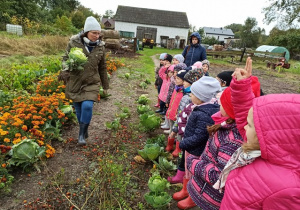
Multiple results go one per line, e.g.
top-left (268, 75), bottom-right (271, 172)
top-left (1, 54), bottom-right (299, 210)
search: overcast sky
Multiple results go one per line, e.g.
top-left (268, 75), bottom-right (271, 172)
top-left (79, 0), bottom-right (277, 35)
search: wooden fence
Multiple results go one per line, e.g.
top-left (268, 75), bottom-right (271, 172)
top-left (206, 48), bottom-right (286, 65)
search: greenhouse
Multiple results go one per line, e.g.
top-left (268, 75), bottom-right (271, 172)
top-left (255, 45), bottom-right (290, 61)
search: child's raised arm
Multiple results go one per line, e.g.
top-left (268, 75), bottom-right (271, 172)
top-left (231, 57), bottom-right (259, 140)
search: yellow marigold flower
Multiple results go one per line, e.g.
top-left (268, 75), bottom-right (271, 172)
top-left (13, 138), bottom-right (21, 144)
top-left (1, 131), bottom-right (8, 135)
top-left (4, 138), bottom-right (10, 143)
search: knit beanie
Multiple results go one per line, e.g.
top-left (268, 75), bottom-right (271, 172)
top-left (173, 54), bottom-right (184, 63)
top-left (164, 54), bottom-right (173, 63)
top-left (217, 71), bottom-right (234, 87)
top-left (167, 64), bottom-right (175, 72)
top-left (191, 76), bottom-right (221, 103)
top-left (202, 59), bottom-right (210, 69)
top-left (84, 16), bottom-right (101, 32)
top-left (159, 53), bottom-right (167, 60)
top-left (176, 70), bottom-right (187, 80)
top-left (184, 69), bottom-right (203, 84)
top-left (220, 76), bottom-right (261, 119)
top-left (192, 61), bottom-right (202, 69)
top-left (174, 63), bottom-right (187, 72)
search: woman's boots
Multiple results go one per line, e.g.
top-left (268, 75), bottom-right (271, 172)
top-left (78, 123), bottom-right (89, 145)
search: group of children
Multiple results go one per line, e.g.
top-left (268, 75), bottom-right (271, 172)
top-left (153, 54), bottom-right (300, 209)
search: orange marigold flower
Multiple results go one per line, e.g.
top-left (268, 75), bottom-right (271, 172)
top-left (4, 138), bottom-right (10, 143)
top-left (15, 133), bottom-right (21, 138)
top-left (22, 125), bottom-right (27, 131)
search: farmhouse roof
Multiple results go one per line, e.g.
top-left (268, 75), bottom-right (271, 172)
top-left (101, 18), bottom-right (115, 28)
top-left (115, 5), bottom-right (189, 28)
top-left (203, 27), bottom-right (234, 36)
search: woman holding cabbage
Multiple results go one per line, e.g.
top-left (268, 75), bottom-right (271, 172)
top-left (59, 16), bottom-right (109, 145)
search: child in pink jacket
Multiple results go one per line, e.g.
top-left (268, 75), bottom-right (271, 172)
top-left (215, 58), bottom-right (300, 209)
top-left (156, 54), bottom-right (174, 114)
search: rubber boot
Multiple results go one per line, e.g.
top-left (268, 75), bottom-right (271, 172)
top-left (177, 195), bottom-right (196, 209)
top-left (165, 136), bottom-right (175, 152)
top-left (167, 169), bottom-right (184, 184)
top-left (78, 123), bottom-right (89, 145)
top-left (154, 98), bottom-right (160, 107)
top-left (173, 178), bottom-right (189, 200)
top-left (172, 141), bottom-right (181, 157)
top-left (161, 118), bottom-right (170, 130)
top-left (85, 125), bottom-right (89, 138)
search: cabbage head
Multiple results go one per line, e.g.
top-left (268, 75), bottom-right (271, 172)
top-left (137, 105), bottom-right (153, 115)
top-left (137, 94), bottom-right (149, 105)
top-left (59, 105), bottom-right (73, 115)
top-left (138, 143), bottom-right (163, 161)
top-left (148, 173), bottom-right (170, 192)
top-left (66, 47), bottom-right (87, 71)
top-left (139, 114), bottom-right (161, 132)
top-left (8, 139), bottom-right (45, 167)
top-left (144, 191), bottom-right (172, 208)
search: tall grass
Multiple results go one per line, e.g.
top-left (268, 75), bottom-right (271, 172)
top-left (0, 33), bottom-right (68, 56)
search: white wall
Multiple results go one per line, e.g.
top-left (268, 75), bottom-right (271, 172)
top-left (115, 21), bottom-right (189, 45)
top-left (205, 33), bottom-right (234, 42)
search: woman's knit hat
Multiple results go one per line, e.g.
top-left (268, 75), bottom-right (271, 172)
top-left (174, 63), bottom-right (187, 72)
top-left (159, 53), bottom-right (167, 60)
top-left (191, 76), bottom-right (221, 103)
top-left (220, 76), bottom-right (261, 119)
top-left (84, 16), bottom-right (101, 32)
top-left (184, 69), bottom-right (203, 84)
top-left (173, 54), bottom-right (184, 63)
top-left (164, 54), bottom-right (173, 63)
top-left (217, 71), bottom-right (234, 87)
top-left (202, 59), bottom-right (210, 69)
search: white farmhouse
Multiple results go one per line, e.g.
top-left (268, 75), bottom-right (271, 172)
top-left (114, 5), bottom-right (189, 48)
top-left (203, 27), bottom-right (234, 42)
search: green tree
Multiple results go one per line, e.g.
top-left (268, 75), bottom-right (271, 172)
top-left (240, 17), bottom-right (262, 48)
top-left (71, 10), bottom-right (85, 29)
top-left (263, 0), bottom-right (300, 27)
top-left (55, 15), bottom-right (78, 35)
top-left (224, 23), bottom-right (243, 38)
top-left (267, 28), bottom-right (300, 57)
top-left (103, 9), bottom-right (115, 19)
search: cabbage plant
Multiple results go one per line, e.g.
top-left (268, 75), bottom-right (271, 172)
top-left (144, 191), bottom-right (172, 208)
top-left (8, 139), bottom-right (45, 169)
top-left (138, 143), bottom-right (163, 161)
top-left (148, 173), bottom-right (170, 192)
top-left (139, 113), bottom-right (161, 132)
top-left (137, 94), bottom-right (149, 105)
